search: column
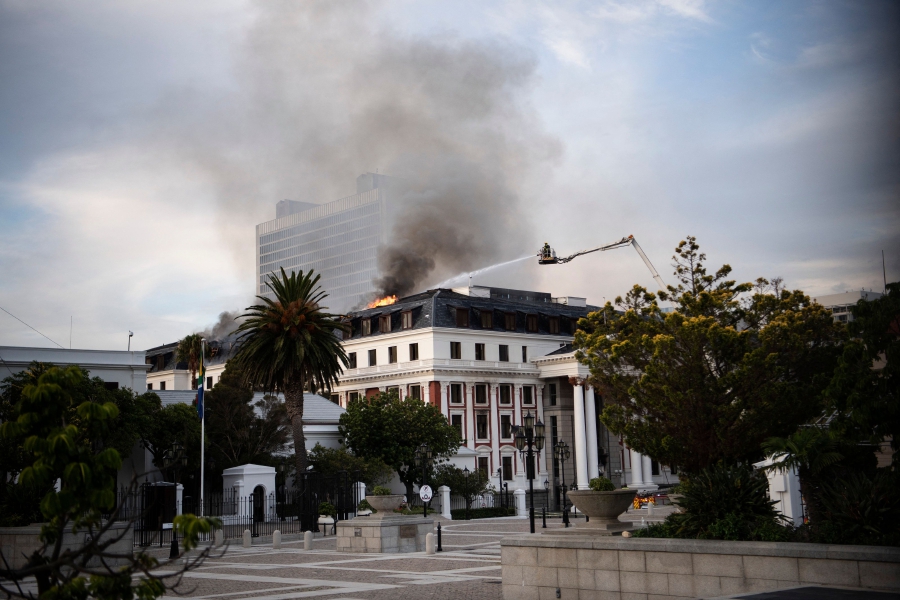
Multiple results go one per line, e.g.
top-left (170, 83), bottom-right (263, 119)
top-left (629, 448), bottom-right (643, 488)
top-left (490, 384), bottom-right (500, 475)
top-left (572, 379), bottom-right (589, 490)
top-left (585, 386), bottom-right (599, 480)
top-left (466, 383), bottom-right (475, 450)
top-left (642, 454), bottom-right (658, 490)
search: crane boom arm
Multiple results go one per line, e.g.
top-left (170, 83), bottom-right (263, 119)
top-left (551, 235), bottom-right (667, 291)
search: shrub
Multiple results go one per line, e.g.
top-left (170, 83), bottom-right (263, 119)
top-left (450, 507), bottom-right (516, 520)
top-left (589, 477), bottom-right (615, 491)
top-left (357, 499), bottom-right (376, 513)
top-left (371, 485), bottom-right (393, 496)
top-left (807, 469), bottom-right (900, 546)
top-left (318, 501), bottom-right (336, 517)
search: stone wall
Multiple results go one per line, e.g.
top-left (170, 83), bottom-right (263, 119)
top-left (501, 536), bottom-right (900, 599)
top-left (336, 517), bottom-right (432, 553)
top-left (0, 523), bottom-right (134, 570)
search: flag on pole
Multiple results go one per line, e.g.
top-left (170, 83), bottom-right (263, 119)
top-left (196, 351), bottom-right (205, 419)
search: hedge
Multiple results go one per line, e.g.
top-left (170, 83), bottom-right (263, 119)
top-left (450, 507), bottom-right (516, 520)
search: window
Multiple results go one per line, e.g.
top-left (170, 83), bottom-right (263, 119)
top-left (330, 394), bottom-right (339, 404)
top-left (549, 317), bottom-right (559, 334)
top-left (456, 308), bottom-right (469, 328)
top-left (523, 386), bottom-right (534, 406)
top-left (160, 381), bottom-right (166, 391)
top-left (409, 384), bottom-right (421, 400)
top-left (549, 383), bottom-right (557, 406)
top-left (476, 414), bottom-right (489, 439)
top-left (387, 386), bottom-right (400, 397)
top-left (379, 315), bottom-right (391, 333)
top-left (499, 385), bottom-right (512, 405)
top-left (500, 414), bottom-right (512, 439)
top-left (451, 414), bottom-right (463, 438)
top-left (522, 346), bottom-right (528, 362)
top-left (475, 343), bottom-right (485, 361)
top-left (409, 343), bottom-right (419, 360)
top-left (361, 319), bottom-right (372, 336)
top-left (388, 346), bottom-right (398, 364)
top-left (450, 383), bottom-right (463, 404)
top-left (147, 383), bottom-right (153, 390)
top-left (368, 349), bottom-right (377, 366)
top-left (207, 376), bottom-right (213, 389)
top-left (401, 311), bottom-right (413, 329)
top-left (348, 352), bottom-right (357, 368)
top-left (349, 391), bottom-right (360, 403)
top-left (526, 314), bottom-right (538, 332)
top-left (475, 384), bottom-right (488, 405)
top-left (450, 341), bottom-right (461, 359)
top-left (192, 377), bottom-right (198, 389)
top-left (502, 456), bottom-right (514, 481)
top-left (504, 313), bottom-right (516, 331)
top-left (478, 456), bottom-right (489, 476)
top-left (499, 345), bottom-right (509, 362)
top-left (651, 460), bottom-right (660, 476)
top-left (480, 311), bottom-right (493, 329)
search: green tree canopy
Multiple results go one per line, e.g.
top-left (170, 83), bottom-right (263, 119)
top-left (307, 443), bottom-right (393, 488)
top-left (204, 366), bottom-right (289, 485)
top-left (232, 267), bottom-right (348, 475)
top-left (139, 398), bottom-right (202, 483)
top-left (0, 366), bottom-right (217, 599)
top-left (339, 392), bottom-right (462, 500)
top-left (432, 464), bottom-right (491, 510)
top-left (574, 236), bottom-right (844, 474)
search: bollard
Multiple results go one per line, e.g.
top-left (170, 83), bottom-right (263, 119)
top-left (542, 507), bottom-right (547, 529)
top-left (436, 522), bottom-right (442, 552)
top-left (425, 532), bottom-right (435, 555)
top-left (169, 535), bottom-right (179, 559)
top-left (273, 530), bottom-right (281, 549)
top-left (242, 529), bottom-right (251, 548)
top-left (214, 529), bottom-right (224, 548)
top-left (304, 530), bottom-right (313, 551)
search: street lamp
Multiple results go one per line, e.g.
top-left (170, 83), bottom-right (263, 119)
top-left (463, 466), bottom-right (470, 521)
top-left (554, 440), bottom-right (571, 527)
top-left (495, 468), bottom-right (509, 509)
top-left (414, 443), bottom-right (433, 518)
top-left (513, 411), bottom-right (545, 533)
top-left (161, 442), bottom-right (187, 559)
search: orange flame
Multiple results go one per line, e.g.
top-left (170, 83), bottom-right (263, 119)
top-left (367, 295), bottom-right (398, 309)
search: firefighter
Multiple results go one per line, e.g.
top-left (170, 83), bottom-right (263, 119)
top-left (542, 242), bottom-right (551, 259)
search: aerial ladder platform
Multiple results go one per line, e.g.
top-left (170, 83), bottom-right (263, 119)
top-left (537, 235), bottom-right (667, 291)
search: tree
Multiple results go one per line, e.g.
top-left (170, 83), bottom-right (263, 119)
top-left (432, 464), bottom-right (491, 511)
top-left (573, 236), bottom-right (844, 474)
top-left (339, 391), bottom-right (462, 500)
top-left (0, 366), bottom-right (217, 600)
top-left (140, 399), bottom-right (202, 484)
top-left (177, 333), bottom-right (209, 390)
top-left (204, 366), bottom-right (289, 483)
top-left (307, 444), bottom-right (393, 488)
top-left (232, 267), bottom-right (348, 475)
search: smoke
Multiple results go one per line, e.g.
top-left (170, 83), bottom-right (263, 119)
top-left (197, 310), bottom-right (244, 341)
top-left (147, 1), bottom-right (560, 302)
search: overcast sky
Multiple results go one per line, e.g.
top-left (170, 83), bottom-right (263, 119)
top-left (1, 0), bottom-right (897, 351)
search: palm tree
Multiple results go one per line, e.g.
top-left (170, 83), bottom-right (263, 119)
top-left (177, 333), bottom-right (208, 390)
top-left (232, 268), bottom-right (348, 475)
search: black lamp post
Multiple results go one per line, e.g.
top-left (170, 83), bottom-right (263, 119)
top-left (554, 440), bottom-right (571, 527)
top-left (463, 466), bottom-right (470, 521)
top-left (513, 411), bottom-right (545, 534)
top-left (414, 443), bottom-right (432, 518)
top-left (162, 442), bottom-right (188, 558)
top-left (495, 468), bottom-right (509, 509)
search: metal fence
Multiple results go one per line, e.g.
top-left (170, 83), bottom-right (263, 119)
top-left (114, 471), bottom-right (360, 547)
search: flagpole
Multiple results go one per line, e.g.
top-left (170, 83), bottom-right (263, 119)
top-left (200, 338), bottom-right (206, 518)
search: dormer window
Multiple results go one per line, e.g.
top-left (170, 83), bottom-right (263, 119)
top-left (504, 313), bottom-right (516, 331)
top-left (480, 311), bottom-right (493, 329)
top-left (549, 317), bottom-right (559, 334)
top-left (401, 311), bottom-right (413, 329)
top-left (379, 315), bottom-right (391, 333)
top-left (526, 314), bottom-right (538, 333)
top-left (456, 308), bottom-right (469, 328)
top-left (361, 319), bottom-right (372, 336)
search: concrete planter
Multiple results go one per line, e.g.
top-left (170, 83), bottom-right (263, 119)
top-left (0, 523), bottom-right (134, 570)
top-left (366, 495), bottom-right (404, 514)
top-left (567, 489), bottom-right (635, 521)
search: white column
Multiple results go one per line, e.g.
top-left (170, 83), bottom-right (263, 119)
top-left (585, 387), bottom-right (599, 480)
top-left (490, 385), bottom-right (500, 475)
top-left (438, 485), bottom-right (452, 520)
top-left (572, 380), bottom-right (589, 490)
top-left (466, 384), bottom-right (475, 449)
top-left (629, 449), bottom-right (644, 488)
top-left (642, 454), bottom-right (658, 490)
top-left (513, 488), bottom-right (527, 517)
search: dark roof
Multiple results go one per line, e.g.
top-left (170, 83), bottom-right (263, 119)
top-left (343, 288), bottom-right (597, 340)
top-left (144, 334), bottom-right (241, 373)
top-left (545, 343), bottom-right (574, 356)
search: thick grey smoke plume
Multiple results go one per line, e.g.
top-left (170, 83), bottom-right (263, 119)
top-left (148, 1), bottom-right (560, 301)
top-left (198, 310), bottom-right (244, 341)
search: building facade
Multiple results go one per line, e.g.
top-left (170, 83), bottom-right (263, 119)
top-left (812, 290), bottom-right (883, 323)
top-left (255, 173), bottom-right (399, 312)
top-left (332, 285), bottom-right (677, 505)
top-left (0, 346), bottom-right (148, 390)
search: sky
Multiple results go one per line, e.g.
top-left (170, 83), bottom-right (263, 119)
top-left (0, 0), bottom-right (897, 351)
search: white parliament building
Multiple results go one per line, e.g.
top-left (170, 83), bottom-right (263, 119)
top-left (333, 285), bottom-right (679, 506)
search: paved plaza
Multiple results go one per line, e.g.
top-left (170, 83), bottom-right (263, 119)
top-left (162, 517), bottom-right (550, 600)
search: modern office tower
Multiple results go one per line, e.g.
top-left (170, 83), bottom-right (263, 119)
top-left (255, 173), bottom-right (398, 312)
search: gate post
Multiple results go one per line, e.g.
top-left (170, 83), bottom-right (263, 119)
top-left (514, 489), bottom-right (527, 517)
top-left (438, 485), bottom-right (452, 520)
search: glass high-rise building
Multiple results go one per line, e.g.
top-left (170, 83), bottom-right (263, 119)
top-left (255, 173), bottom-right (397, 312)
